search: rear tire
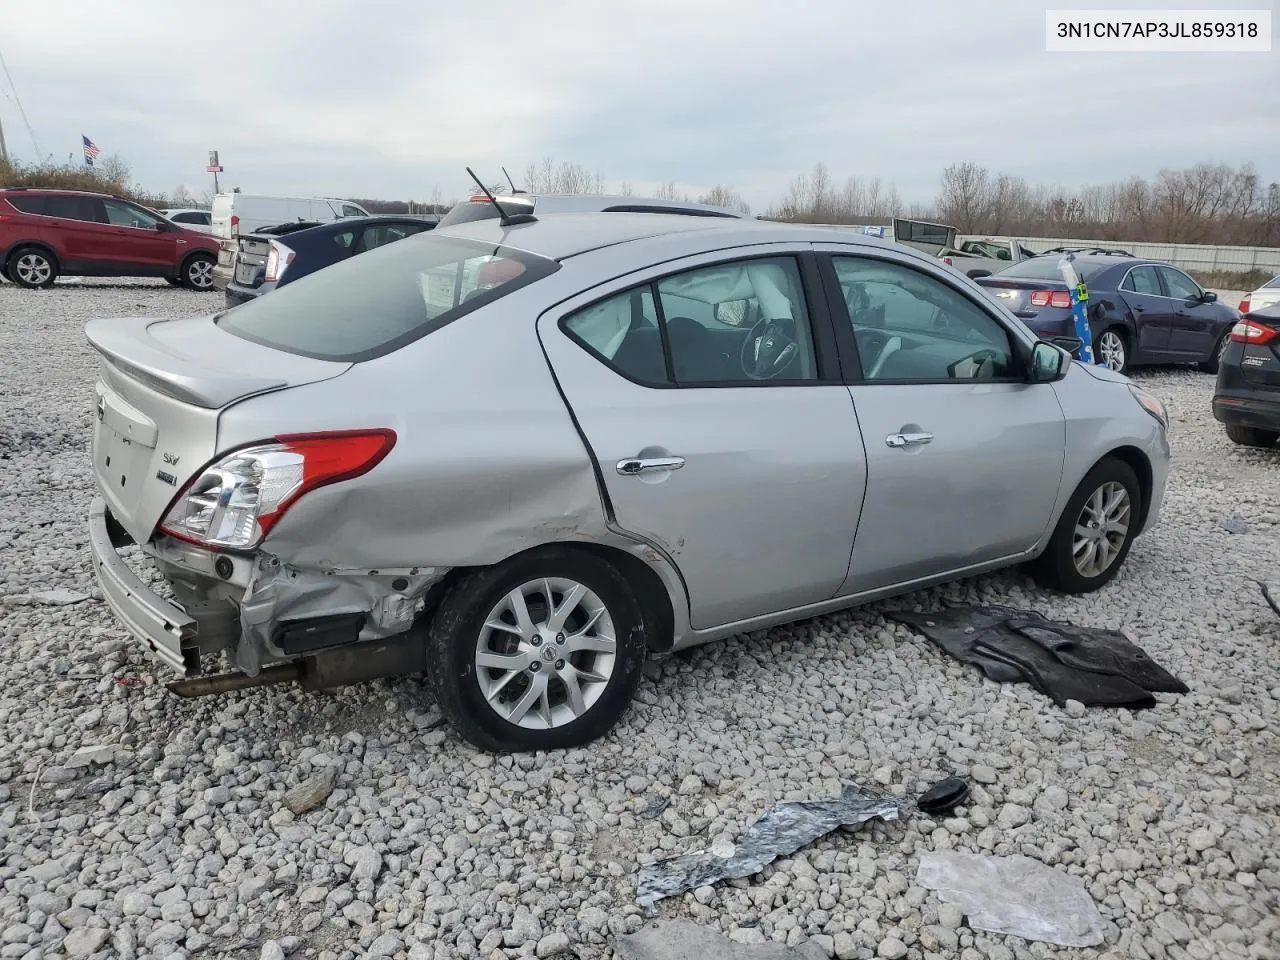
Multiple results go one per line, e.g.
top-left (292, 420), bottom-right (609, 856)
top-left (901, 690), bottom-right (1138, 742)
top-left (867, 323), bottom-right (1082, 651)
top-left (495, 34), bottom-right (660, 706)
top-left (1030, 458), bottom-right (1142, 594)
top-left (427, 547), bottom-right (649, 752)
top-left (180, 253), bottom-right (215, 290)
top-left (7, 246), bottom-right (58, 289)
top-left (1225, 423), bottom-right (1279, 448)
top-left (1199, 332), bottom-right (1230, 374)
top-left (1095, 327), bottom-right (1128, 373)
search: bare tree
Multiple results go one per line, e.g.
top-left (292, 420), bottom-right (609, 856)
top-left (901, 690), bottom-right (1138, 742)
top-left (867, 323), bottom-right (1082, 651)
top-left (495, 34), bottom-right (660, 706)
top-left (655, 181), bottom-right (689, 202)
top-left (697, 184), bottom-right (750, 214)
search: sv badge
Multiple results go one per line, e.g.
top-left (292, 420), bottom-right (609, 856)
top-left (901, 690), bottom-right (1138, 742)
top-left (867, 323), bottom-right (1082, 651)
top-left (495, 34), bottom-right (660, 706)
top-left (162, 452), bottom-right (181, 466)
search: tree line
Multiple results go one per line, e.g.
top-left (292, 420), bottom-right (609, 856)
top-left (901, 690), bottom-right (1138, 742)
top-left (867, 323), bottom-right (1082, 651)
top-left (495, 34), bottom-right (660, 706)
top-left (4, 152), bottom-right (1277, 249)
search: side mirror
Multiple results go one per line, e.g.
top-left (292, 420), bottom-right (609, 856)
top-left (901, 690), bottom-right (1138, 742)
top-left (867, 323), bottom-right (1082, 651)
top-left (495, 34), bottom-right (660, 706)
top-left (155, 220), bottom-right (172, 232)
top-left (714, 299), bottom-right (749, 326)
top-left (1030, 340), bottom-right (1069, 382)
top-left (1201, 291), bottom-right (1217, 303)
top-left (967, 268), bottom-right (992, 279)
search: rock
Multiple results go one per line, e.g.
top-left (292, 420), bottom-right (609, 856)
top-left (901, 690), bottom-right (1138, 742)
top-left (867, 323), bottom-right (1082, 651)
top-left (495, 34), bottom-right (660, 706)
top-left (63, 927), bottom-right (110, 958)
top-left (617, 919), bottom-right (832, 958)
top-left (876, 938), bottom-right (908, 960)
top-left (937, 904), bottom-right (964, 930)
top-left (536, 931), bottom-right (572, 957)
top-left (997, 804), bottom-right (1031, 829)
top-left (970, 765), bottom-right (998, 785)
top-left (1188, 828), bottom-right (1217, 852)
top-left (261, 942), bottom-right (286, 960)
top-left (367, 933), bottom-right (402, 956)
top-left (1064, 699), bottom-right (1087, 718)
top-left (346, 845), bottom-right (383, 881)
top-left (833, 932), bottom-right (858, 959)
top-left (284, 766), bottom-right (339, 816)
top-left (66, 744), bottom-right (118, 767)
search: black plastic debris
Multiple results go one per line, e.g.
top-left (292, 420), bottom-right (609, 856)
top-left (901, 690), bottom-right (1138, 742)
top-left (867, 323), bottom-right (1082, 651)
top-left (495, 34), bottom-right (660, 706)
top-left (1258, 580), bottom-right (1280, 619)
top-left (635, 783), bottom-right (901, 911)
top-left (918, 776), bottom-right (970, 816)
top-left (641, 796), bottom-right (672, 820)
top-left (886, 604), bottom-right (1188, 710)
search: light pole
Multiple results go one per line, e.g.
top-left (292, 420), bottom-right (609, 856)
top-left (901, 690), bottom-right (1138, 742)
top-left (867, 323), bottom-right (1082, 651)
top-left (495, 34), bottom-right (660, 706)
top-left (207, 150), bottom-right (223, 196)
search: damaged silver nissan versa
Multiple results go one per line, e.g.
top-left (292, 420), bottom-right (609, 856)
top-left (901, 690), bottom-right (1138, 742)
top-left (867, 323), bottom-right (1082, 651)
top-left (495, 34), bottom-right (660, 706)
top-left (87, 206), bottom-right (1171, 751)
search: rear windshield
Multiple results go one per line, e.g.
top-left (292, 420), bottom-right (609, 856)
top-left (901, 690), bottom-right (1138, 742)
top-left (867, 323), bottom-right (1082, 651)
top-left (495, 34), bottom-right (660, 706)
top-left (992, 257), bottom-right (1112, 284)
top-left (216, 234), bottom-right (558, 361)
top-left (1264, 275), bottom-right (1280, 289)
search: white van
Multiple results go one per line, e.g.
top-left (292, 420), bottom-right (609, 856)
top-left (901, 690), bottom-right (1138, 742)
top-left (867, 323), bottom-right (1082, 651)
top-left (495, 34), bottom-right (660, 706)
top-left (210, 193), bottom-right (371, 239)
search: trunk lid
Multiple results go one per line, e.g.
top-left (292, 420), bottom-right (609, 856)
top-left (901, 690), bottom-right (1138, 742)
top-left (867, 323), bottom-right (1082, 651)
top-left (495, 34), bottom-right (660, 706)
top-left (86, 315), bottom-right (351, 544)
top-left (976, 277), bottom-right (1066, 316)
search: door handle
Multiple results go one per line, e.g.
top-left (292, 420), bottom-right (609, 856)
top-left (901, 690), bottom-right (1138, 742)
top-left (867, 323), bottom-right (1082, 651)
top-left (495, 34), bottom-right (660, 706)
top-left (885, 432), bottom-right (934, 448)
top-left (617, 456), bottom-right (685, 476)
top-left (1134, 304), bottom-right (1145, 312)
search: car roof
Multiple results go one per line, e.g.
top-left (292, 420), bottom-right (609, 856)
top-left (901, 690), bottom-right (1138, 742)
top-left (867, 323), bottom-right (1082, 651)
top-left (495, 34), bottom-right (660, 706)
top-left (0, 187), bottom-right (115, 199)
top-left (436, 211), bottom-right (921, 263)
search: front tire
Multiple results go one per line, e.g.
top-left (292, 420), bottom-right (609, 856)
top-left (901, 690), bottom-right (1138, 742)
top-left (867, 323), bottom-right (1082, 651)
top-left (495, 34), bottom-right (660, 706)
top-left (427, 548), bottom-right (648, 752)
top-left (7, 247), bottom-right (58, 289)
top-left (180, 253), bottom-right (216, 290)
top-left (1095, 328), bottom-right (1128, 373)
top-left (1225, 423), bottom-right (1279, 448)
top-left (1030, 458), bottom-right (1141, 593)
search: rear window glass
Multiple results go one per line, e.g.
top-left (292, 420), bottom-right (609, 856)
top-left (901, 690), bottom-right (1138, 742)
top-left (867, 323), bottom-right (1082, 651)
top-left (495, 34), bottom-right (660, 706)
top-left (6, 195), bottom-right (48, 215)
top-left (1264, 276), bottom-right (1280, 289)
top-left (216, 234), bottom-right (558, 362)
top-left (994, 257), bottom-right (1111, 284)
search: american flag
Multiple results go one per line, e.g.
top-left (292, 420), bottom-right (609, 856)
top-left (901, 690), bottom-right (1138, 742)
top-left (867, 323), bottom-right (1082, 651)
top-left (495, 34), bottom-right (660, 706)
top-left (82, 135), bottom-right (100, 166)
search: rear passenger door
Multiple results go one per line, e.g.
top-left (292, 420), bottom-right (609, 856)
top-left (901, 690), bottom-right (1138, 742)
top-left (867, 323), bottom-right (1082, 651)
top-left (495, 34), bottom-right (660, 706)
top-left (817, 245), bottom-right (1067, 594)
top-left (1118, 264), bottom-right (1174, 359)
top-left (537, 247), bottom-right (867, 630)
top-left (41, 195), bottom-right (115, 269)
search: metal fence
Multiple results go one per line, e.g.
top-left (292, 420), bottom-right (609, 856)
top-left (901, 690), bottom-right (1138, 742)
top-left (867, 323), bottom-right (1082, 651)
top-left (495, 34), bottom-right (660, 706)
top-left (1001, 236), bottom-right (1280, 275)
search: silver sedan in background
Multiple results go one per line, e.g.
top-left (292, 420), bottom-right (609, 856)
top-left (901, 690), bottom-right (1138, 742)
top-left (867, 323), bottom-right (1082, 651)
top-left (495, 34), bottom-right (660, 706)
top-left (85, 211), bottom-right (1171, 751)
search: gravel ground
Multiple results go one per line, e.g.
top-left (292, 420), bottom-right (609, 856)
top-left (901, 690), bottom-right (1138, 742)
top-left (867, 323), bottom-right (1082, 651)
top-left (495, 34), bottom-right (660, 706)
top-left (0, 279), bottom-right (1277, 960)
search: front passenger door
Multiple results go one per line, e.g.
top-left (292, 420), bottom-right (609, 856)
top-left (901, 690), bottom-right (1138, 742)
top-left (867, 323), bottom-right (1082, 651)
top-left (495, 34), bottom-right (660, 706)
top-left (820, 248), bottom-right (1067, 595)
top-left (1118, 264), bottom-right (1173, 359)
top-left (1158, 266), bottom-right (1216, 357)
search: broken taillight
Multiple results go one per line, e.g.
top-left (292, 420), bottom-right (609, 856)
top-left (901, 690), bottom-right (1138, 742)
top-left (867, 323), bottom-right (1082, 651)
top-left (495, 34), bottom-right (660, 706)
top-left (159, 430), bottom-right (396, 550)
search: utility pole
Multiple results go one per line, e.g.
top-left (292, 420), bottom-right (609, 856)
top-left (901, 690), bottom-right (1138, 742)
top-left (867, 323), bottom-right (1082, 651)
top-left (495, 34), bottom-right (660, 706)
top-left (0, 112), bottom-right (8, 165)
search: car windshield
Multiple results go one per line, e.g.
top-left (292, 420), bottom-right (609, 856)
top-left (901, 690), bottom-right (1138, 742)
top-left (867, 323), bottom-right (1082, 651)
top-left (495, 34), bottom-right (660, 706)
top-left (993, 257), bottom-right (1113, 284)
top-left (216, 234), bottom-right (558, 361)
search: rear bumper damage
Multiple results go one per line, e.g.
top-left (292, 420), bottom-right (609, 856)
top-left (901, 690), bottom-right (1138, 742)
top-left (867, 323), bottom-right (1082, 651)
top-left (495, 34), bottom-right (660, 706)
top-left (88, 497), bottom-right (447, 688)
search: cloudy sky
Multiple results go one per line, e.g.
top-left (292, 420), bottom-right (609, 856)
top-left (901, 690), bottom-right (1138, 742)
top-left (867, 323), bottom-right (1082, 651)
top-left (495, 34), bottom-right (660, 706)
top-left (1, 0), bottom-right (1275, 210)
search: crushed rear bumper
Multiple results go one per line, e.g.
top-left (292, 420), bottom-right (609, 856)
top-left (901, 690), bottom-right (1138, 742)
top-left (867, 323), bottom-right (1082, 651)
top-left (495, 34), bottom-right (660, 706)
top-left (88, 497), bottom-right (197, 675)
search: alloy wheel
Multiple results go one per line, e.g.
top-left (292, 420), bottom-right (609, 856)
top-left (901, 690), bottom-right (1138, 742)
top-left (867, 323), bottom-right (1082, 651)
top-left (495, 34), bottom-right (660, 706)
top-left (1072, 481), bottom-right (1131, 578)
top-left (15, 253), bottom-right (52, 286)
top-left (187, 258), bottom-right (215, 289)
top-left (1097, 331), bottom-right (1126, 371)
top-left (474, 578), bottom-right (617, 730)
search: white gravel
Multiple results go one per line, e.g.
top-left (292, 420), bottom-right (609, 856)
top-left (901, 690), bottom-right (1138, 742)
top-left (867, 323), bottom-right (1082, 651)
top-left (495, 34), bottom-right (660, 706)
top-left (0, 279), bottom-right (1277, 960)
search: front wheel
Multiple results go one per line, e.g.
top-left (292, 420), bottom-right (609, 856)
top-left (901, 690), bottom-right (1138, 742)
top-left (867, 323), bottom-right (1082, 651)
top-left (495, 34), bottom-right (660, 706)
top-left (1225, 423), bottom-right (1279, 448)
top-left (427, 548), bottom-right (648, 752)
top-left (1095, 328), bottom-right (1128, 373)
top-left (1030, 458), bottom-right (1141, 593)
top-left (181, 253), bottom-right (216, 290)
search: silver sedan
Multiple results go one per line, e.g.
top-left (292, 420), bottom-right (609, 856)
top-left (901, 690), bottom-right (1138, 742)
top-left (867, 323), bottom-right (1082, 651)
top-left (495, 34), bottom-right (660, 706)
top-left (85, 211), bottom-right (1171, 751)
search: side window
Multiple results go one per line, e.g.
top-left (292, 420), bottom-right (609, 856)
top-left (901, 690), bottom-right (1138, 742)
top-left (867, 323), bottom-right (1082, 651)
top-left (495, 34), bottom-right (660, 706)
top-left (8, 196), bottom-right (48, 215)
top-left (833, 256), bottom-right (1017, 382)
top-left (171, 212), bottom-right (198, 224)
top-left (1122, 265), bottom-right (1161, 295)
top-left (564, 288), bottom-right (667, 385)
top-left (1159, 266), bottom-right (1201, 301)
top-left (342, 204), bottom-right (365, 218)
top-left (655, 257), bottom-right (817, 383)
top-left (103, 200), bottom-right (159, 229)
top-left (355, 223), bottom-right (424, 253)
top-left (46, 195), bottom-right (104, 222)
top-left (332, 231), bottom-right (356, 250)
top-left (561, 256), bottom-right (819, 386)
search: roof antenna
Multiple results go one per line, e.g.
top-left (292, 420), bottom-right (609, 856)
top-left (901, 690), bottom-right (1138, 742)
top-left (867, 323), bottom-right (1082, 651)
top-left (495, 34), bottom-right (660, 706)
top-left (466, 167), bottom-right (536, 227)
top-left (502, 166), bottom-right (526, 195)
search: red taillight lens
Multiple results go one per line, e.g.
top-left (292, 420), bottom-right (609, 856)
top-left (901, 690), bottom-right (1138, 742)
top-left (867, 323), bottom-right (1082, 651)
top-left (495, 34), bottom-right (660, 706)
top-left (264, 240), bottom-right (295, 282)
top-left (159, 430), bottom-right (396, 549)
top-left (943, 257), bottom-right (953, 266)
top-left (1238, 298), bottom-right (1250, 313)
top-left (1029, 290), bottom-right (1074, 309)
top-left (1229, 320), bottom-right (1278, 345)
top-left (230, 214), bottom-right (240, 234)
top-left (469, 195), bottom-right (489, 203)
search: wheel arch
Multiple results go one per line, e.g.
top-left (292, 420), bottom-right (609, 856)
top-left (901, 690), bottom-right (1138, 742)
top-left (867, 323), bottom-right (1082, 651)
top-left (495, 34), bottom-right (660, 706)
top-left (5, 241), bottom-right (60, 273)
top-left (1098, 444), bottom-right (1153, 532)
top-left (417, 540), bottom-right (678, 654)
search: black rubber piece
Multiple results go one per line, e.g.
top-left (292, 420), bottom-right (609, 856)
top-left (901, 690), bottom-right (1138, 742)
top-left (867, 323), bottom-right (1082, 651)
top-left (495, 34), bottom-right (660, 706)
top-left (918, 776), bottom-right (970, 815)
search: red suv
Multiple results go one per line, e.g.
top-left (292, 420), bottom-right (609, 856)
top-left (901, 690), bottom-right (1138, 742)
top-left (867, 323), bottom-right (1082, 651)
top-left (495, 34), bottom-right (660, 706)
top-left (0, 188), bottom-right (220, 290)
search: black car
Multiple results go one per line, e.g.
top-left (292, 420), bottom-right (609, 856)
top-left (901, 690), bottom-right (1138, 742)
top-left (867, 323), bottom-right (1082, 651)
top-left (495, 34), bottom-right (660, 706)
top-left (975, 253), bottom-right (1239, 374)
top-left (224, 215), bottom-right (439, 307)
top-left (1212, 305), bottom-right (1280, 449)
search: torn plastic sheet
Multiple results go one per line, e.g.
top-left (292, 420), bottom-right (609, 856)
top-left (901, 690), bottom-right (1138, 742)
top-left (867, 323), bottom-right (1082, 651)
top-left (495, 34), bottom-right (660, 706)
top-left (235, 555), bottom-right (445, 675)
top-left (1258, 580), bottom-right (1280, 619)
top-left (635, 783), bottom-right (901, 911)
top-left (885, 604), bottom-right (1187, 709)
top-left (917, 850), bottom-right (1105, 947)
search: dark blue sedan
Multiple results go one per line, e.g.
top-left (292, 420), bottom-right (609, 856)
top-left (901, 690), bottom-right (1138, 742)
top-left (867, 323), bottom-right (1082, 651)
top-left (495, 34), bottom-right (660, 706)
top-left (224, 215), bottom-right (439, 307)
top-left (976, 253), bottom-right (1240, 373)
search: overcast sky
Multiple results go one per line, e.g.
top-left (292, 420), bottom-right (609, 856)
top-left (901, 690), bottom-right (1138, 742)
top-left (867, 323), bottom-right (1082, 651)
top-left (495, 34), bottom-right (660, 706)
top-left (1, 0), bottom-right (1275, 210)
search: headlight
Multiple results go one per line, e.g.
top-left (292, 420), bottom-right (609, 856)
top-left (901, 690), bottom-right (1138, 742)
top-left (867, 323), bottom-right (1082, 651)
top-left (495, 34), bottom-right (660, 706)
top-left (1129, 385), bottom-right (1168, 430)
top-left (160, 430), bottom-right (396, 550)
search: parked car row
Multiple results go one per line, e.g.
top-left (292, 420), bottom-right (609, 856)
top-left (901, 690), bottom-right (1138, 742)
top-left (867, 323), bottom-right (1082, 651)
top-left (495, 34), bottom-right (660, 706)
top-left (85, 208), bottom-right (1174, 751)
